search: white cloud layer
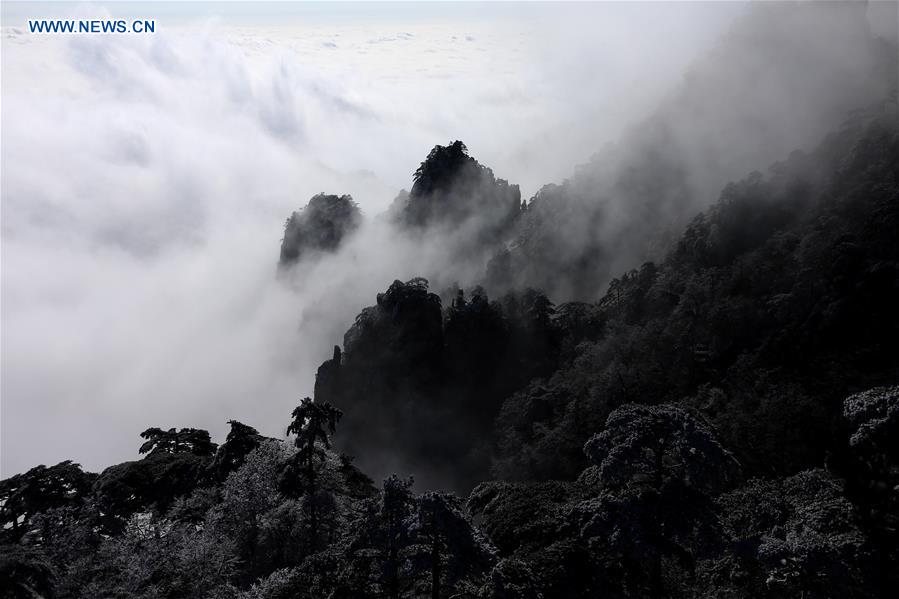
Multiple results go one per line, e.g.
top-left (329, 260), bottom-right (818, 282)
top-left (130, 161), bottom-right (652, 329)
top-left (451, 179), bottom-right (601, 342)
top-left (0, 1), bottom-right (747, 476)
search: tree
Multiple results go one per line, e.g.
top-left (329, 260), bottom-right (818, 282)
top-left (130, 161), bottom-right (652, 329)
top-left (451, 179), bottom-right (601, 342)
top-left (523, 291), bottom-right (555, 332)
top-left (843, 385), bottom-right (899, 472)
top-left (581, 403), bottom-right (740, 496)
top-left (138, 427), bottom-right (217, 457)
top-left (93, 453), bottom-right (210, 534)
top-left (340, 475), bottom-right (417, 599)
top-left (468, 482), bottom-right (592, 597)
top-left (574, 404), bottom-right (741, 598)
top-left (0, 462), bottom-right (95, 543)
top-left (410, 492), bottom-right (494, 598)
top-left (209, 420), bottom-right (266, 482)
top-left (0, 545), bottom-right (56, 599)
top-left (381, 476), bottom-right (417, 599)
top-left (207, 441), bottom-right (290, 584)
top-left (478, 559), bottom-right (544, 599)
top-left (706, 469), bottom-right (874, 599)
top-left (395, 140), bottom-right (521, 234)
top-left (515, 289), bottom-right (560, 378)
top-left (284, 398), bottom-right (343, 552)
top-left (840, 386), bottom-right (899, 589)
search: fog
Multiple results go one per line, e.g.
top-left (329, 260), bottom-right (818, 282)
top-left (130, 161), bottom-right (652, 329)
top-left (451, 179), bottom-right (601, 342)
top-left (501, 0), bottom-right (899, 301)
top-left (2, 1), bottom-right (894, 478)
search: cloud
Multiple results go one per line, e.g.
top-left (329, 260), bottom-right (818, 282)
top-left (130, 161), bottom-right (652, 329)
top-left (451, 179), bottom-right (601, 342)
top-left (0, 2), bottom-right (750, 477)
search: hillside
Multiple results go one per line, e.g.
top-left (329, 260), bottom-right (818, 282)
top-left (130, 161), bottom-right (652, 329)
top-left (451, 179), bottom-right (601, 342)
top-left (3, 99), bottom-right (896, 598)
top-left (2, 2), bottom-right (898, 597)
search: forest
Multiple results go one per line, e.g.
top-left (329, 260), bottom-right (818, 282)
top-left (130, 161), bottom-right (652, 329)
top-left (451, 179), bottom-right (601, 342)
top-left (2, 3), bottom-right (898, 598)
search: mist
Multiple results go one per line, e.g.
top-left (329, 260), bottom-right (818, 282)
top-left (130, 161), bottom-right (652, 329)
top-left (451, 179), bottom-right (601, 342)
top-left (2, 0), bottom-right (894, 481)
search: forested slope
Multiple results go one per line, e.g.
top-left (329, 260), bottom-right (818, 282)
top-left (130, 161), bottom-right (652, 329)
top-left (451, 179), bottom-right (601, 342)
top-left (3, 2), bottom-right (898, 596)
top-left (3, 99), bottom-right (896, 598)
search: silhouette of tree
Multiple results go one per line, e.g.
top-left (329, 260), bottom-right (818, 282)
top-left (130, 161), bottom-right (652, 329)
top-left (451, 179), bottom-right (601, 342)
top-left (139, 427), bottom-right (217, 457)
top-left (0, 462), bottom-right (95, 543)
top-left (284, 398), bottom-right (343, 552)
top-left (209, 420), bottom-right (265, 482)
top-left (394, 140), bottom-right (521, 236)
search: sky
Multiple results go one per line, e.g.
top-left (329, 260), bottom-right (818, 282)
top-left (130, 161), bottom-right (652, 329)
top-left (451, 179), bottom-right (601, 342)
top-left (0, 1), bottom-right (756, 477)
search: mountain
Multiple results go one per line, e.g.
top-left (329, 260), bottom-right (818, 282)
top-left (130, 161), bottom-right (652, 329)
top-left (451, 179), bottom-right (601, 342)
top-left (314, 99), bottom-right (898, 493)
top-left (3, 109), bottom-right (896, 596)
top-left (314, 280), bottom-right (560, 491)
top-left (390, 140), bottom-right (523, 234)
top-left (494, 102), bottom-right (899, 483)
top-left (3, 2), bottom-right (898, 597)
top-left (279, 193), bottom-right (361, 266)
top-left (484, 0), bottom-right (898, 300)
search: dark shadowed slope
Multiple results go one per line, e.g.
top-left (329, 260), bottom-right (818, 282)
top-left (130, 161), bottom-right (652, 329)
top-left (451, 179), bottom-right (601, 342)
top-left (494, 103), bottom-right (899, 483)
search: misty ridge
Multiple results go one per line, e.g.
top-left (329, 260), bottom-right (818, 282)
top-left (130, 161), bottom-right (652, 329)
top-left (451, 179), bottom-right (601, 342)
top-left (2, 1), bottom-right (899, 598)
top-left (271, 0), bottom-right (897, 490)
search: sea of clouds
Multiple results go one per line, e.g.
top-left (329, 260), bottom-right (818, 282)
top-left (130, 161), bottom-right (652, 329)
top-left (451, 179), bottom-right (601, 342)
top-left (0, 1), bottom-right (748, 476)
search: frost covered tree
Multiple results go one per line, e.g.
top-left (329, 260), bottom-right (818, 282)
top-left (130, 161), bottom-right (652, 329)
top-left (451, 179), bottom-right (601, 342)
top-left (573, 404), bottom-right (741, 598)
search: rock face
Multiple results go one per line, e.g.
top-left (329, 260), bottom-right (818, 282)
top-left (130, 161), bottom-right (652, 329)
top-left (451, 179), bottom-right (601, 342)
top-left (279, 193), bottom-right (361, 265)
